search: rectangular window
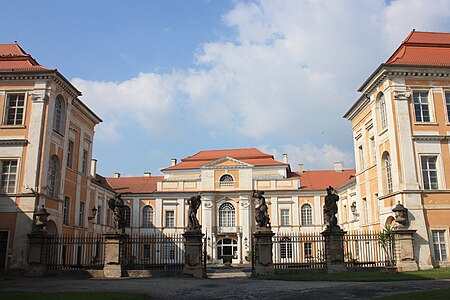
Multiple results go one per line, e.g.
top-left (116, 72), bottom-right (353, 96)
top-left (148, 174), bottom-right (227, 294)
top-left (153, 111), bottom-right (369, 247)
top-left (421, 156), bottom-right (439, 190)
top-left (413, 92), bottom-right (430, 122)
top-left (79, 202), bottom-right (85, 227)
top-left (67, 141), bottom-right (74, 168)
top-left (97, 205), bottom-right (102, 224)
top-left (165, 211), bottom-right (175, 227)
top-left (280, 209), bottom-right (290, 226)
top-left (370, 136), bottom-right (376, 164)
top-left (106, 209), bottom-right (110, 226)
top-left (362, 197), bottom-right (368, 224)
top-left (143, 244), bottom-right (151, 261)
top-left (432, 230), bottom-right (447, 262)
top-left (63, 196), bottom-right (70, 225)
top-left (0, 160), bottom-right (17, 193)
top-left (82, 149), bottom-right (88, 174)
top-left (358, 145), bottom-right (364, 170)
top-left (280, 239), bottom-right (292, 259)
top-left (446, 93), bottom-right (450, 122)
top-left (4, 93), bottom-right (25, 125)
top-left (304, 242), bottom-right (312, 258)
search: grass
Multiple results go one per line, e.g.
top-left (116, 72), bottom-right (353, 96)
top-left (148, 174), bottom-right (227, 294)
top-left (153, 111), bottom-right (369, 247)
top-left (379, 288), bottom-right (450, 299)
top-left (266, 267), bottom-right (450, 282)
top-left (0, 292), bottom-right (149, 300)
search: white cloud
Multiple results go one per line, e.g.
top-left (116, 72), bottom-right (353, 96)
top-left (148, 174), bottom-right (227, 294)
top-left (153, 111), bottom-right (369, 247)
top-left (72, 0), bottom-right (450, 170)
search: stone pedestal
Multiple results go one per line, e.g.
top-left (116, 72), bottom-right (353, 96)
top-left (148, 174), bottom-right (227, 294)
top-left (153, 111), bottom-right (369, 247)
top-left (394, 229), bottom-right (419, 272)
top-left (321, 227), bottom-right (347, 273)
top-left (26, 232), bottom-right (50, 276)
top-left (252, 229), bottom-right (275, 277)
top-left (183, 230), bottom-right (205, 278)
top-left (103, 233), bottom-right (127, 278)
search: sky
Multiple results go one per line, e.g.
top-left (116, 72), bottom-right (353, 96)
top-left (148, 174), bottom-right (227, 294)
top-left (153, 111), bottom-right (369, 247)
top-left (2, 0), bottom-right (450, 177)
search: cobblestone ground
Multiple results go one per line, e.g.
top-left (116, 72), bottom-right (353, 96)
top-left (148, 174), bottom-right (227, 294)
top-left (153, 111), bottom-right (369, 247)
top-left (2, 275), bottom-right (450, 300)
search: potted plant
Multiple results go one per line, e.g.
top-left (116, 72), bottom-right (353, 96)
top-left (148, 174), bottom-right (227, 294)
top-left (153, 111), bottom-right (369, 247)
top-left (379, 224), bottom-right (396, 274)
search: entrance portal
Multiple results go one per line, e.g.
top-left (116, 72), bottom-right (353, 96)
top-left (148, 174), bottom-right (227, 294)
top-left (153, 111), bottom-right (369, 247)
top-left (217, 238), bottom-right (238, 265)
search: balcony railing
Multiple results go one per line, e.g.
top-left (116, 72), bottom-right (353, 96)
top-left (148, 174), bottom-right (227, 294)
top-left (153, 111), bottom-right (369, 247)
top-left (213, 226), bottom-right (242, 234)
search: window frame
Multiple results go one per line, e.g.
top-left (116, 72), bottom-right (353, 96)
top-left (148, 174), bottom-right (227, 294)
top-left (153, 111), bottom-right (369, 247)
top-left (79, 202), bottom-right (85, 227)
top-left (53, 95), bottom-right (66, 135)
top-left (3, 92), bottom-right (26, 126)
top-left (142, 205), bottom-right (154, 227)
top-left (382, 152), bottom-right (393, 194)
top-left (122, 206), bottom-right (131, 227)
top-left (431, 229), bottom-right (448, 262)
top-left (47, 155), bottom-right (61, 198)
top-left (0, 159), bottom-right (18, 194)
top-left (420, 155), bottom-right (439, 190)
top-left (218, 202), bottom-right (236, 228)
top-left (81, 149), bottom-right (88, 175)
top-left (445, 92), bottom-right (450, 123)
top-left (413, 91), bottom-right (432, 123)
top-left (378, 92), bottom-right (388, 131)
top-left (280, 209), bottom-right (290, 226)
top-left (67, 140), bottom-right (74, 169)
top-left (165, 210), bottom-right (175, 228)
top-left (63, 196), bottom-right (70, 225)
top-left (301, 203), bottom-right (312, 225)
top-left (219, 174), bottom-right (234, 188)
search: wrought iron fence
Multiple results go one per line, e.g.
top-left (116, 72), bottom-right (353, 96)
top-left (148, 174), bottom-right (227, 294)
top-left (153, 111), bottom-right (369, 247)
top-left (344, 231), bottom-right (395, 268)
top-left (46, 234), bottom-right (105, 270)
top-left (273, 232), bottom-right (326, 270)
top-left (121, 233), bottom-right (184, 270)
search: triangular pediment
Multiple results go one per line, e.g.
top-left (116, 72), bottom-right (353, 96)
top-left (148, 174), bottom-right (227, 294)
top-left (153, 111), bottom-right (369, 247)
top-left (201, 156), bottom-right (253, 169)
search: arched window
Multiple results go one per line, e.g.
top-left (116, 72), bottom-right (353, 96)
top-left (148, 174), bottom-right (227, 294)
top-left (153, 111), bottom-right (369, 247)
top-left (219, 202), bottom-right (235, 227)
top-left (382, 152), bottom-right (393, 194)
top-left (301, 204), bottom-right (312, 225)
top-left (142, 205), bottom-right (153, 227)
top-left (378, 92), bottom-right (388, 130)
top-left (53, 95), bottom-right (66, 135)
top-left (122, 206), bottom-right (131, 227)
top-left (48, 155), bottom-right (60, 198)
top-left (219, 174), bottom-right (234, 187)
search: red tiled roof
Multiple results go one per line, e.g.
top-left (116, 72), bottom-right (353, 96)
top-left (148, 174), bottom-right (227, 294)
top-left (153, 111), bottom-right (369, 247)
top-left (0, 44), bottom-right (52, 72)
top-left (91, 174), bottom-right (115, 192)
top-left (289, 169), bottom-right (355, 191)
top-left (106, 176), bottom-right (164, 194)
top-left (162, 148), bottom-right (286, 171)
top-left (386, 31), bottom-right (450, 66)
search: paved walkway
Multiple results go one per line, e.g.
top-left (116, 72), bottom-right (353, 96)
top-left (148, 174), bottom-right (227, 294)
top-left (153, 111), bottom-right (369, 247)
top-left (2, 275), bottom-right (450, 300)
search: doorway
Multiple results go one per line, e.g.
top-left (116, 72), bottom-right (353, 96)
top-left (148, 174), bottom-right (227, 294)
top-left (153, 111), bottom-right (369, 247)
top-left (217, 238), bottom-right (238, 265)
top-left (0, 231), bottom-right (8, 272)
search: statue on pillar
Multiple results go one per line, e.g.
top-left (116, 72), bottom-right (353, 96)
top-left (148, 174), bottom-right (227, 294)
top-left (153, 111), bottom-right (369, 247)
top-left (33, 205), bottom-right (50, 234)
top-left (392, 202), bottom-right (408, 229)
top-left (253, 190), bottom-right (271, 229)
top-left (187, 194), bottom-right (202, 231)
top-left (108, 193), bottom-right (125, 234)
top-left (323, 186), bottom-right (339, 228)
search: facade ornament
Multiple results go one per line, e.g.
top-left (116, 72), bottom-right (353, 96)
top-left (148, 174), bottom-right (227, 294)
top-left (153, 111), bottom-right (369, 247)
top-left (393, 87), bottom-right (412, 101)
top-left (108, 193), bottom-right (125, 234)
top-left (392, 202), bottom-right (409, 229)
top-left (187, 194), bottom-right (202, 231)
top-left (252, 190), bottom-right (271, 229)
top-left (323, 186), bottom-right (339, 229)
top-left (33, 205), bottom-right (50, 233)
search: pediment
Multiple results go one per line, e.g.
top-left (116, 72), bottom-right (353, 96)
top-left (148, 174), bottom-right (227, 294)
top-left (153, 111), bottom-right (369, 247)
top-left (201, 156), bottom-right (253, 169)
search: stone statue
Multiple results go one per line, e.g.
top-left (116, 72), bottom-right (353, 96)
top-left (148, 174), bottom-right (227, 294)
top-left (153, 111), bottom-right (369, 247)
top-left (108, 193), bottom-right (125, 234)
top-left (253, 190), bottom-right (271, 229)
top-left (323, 186), bottom-right (339, 228)
top-left (187, 194), bottom-right (202, 230)
top-left (34, 205), bottom-right (50, 233)
top-left (392, 202), bottom-right (408, 229)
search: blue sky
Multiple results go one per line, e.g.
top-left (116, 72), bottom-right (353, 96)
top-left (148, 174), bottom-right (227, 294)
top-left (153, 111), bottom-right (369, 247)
top-left (2, 0), bottom-right (450, 177)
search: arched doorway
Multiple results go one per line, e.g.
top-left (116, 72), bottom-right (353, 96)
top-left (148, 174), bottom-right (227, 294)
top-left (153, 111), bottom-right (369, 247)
top-left (217, 238), bottom-right (238, 265)
top-left (46, 220), bottom-right (58, 235)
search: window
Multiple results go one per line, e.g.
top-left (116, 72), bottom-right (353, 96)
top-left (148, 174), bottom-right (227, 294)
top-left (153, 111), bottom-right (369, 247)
top-left (304, 242), bottom-right (312, 258)
top-left (343, 205), bottom-right (348, 223)
top-left (219, 203), bottom-right (235, 227)
top-left (219, 174), bottom-right (234, 187)
top-left (370, 136), bottom-right (376, 164)
top-left (4, 93), bottom-right (25, 125)
top-left (358, 145), bottom-right (364, 170)
top-left (280, 237), bottom-right (292, 259)
top-left (301, 204), bottom-right (312, 225)
top-left (432, 230), bottom-right (447, 262)
top-left (378, 92), bottom-right (388, 130)
top-left (165, 210), bottom-right (174, 228)
top-left (362, 197), bottom-right (368, 224)
top-left (142, 205), bottom-right (153, 227)
top-left (48, 155), bottom-right (60, 198)
top-left (0, 160), bottom-right (17, 193)
top-left (280, 209), bottom-right (290, 226)
top-left (413, 92), bottom-right (430, 122)
top-left (53, 95), bottom-right (66, 134)
top-left (446, 93), bottom-right (450, 122)
top-left (122, 206), bottom-right (131, 227)
top-left (106, 209), bottom-right (110, 226)
top-left (164, 242), bottom-right (176, 260)
top-left (421, 156), bottom-right (438, 190)
top-left (96, 205), bottom-right (102, 224)
top-left (63, 196), bottom-right (70, 225)
top-left (382, 152), bottom-right (393, 194)
top-left (82, 149), bottom-right (88, 175)
top-left (67, 141), bottom-right (74, 168)
top-left (143, 244), bottom-right (151, 261)
top-left (79, 202), bottom-right (85, 227)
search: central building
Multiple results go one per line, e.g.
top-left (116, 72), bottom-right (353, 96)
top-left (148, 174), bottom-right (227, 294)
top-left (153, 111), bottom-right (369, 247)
top-left (106, 148), bottom-right (354, 265)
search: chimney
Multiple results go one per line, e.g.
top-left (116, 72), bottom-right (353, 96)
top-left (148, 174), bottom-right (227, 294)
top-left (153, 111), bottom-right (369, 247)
top-left (144, 172), bottom-right (151, 177)
top-left (298, 163), bottom-right (304, 174)
top-left (282, 153), bottom-right (288, 164)
top-left (114, 172), bottom-right (121, 178)
top-left (90, 159), bottom-right (97, 177)
top-left (171, 158), bottom-right (177, 166)
top-left (334, 161), bottom-right (343, 172)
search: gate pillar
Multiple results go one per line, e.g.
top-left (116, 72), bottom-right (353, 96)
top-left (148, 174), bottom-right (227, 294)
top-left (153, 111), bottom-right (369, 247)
top-left (103, 233), bottom-right (127, 278)
top-left (252, 229), bottom-right (275, 277)
top-left (183, 229), bottom-right (205, 278)
top-left (393, 229), bottom-right (418, 272)
top-left (26, 232), bottom-right (51, 276)
top-left (321, 227), bottom-right (347, 273)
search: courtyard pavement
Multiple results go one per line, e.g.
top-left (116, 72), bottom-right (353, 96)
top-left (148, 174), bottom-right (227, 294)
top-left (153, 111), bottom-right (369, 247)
top-left (1, 269), bottom-right (450, 299)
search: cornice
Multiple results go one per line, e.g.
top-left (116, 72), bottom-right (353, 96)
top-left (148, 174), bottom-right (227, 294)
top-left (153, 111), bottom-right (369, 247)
top-left (0, 139), bottom-right (28, 146)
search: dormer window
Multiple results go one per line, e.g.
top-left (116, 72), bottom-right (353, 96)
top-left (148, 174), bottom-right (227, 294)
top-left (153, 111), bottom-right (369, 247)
top-left (219, 174), bottom-right (234, 187)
